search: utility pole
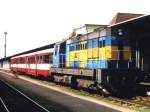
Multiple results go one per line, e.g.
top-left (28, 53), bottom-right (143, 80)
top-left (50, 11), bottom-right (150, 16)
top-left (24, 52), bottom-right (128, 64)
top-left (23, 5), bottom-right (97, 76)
top-left (4, 32), bottom-right (7, 58)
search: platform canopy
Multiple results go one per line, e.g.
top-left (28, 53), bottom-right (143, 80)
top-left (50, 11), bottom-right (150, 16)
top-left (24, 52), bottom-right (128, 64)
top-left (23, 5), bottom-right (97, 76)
top-left (110, 14), bottom-right (150, 73)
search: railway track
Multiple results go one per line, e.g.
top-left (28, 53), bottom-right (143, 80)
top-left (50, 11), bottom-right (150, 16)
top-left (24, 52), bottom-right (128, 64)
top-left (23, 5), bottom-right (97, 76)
top-left (0, 97), bottom-right (9, 112)
top-left (101, 83), bottom-right (150, 108)
top-left (0, 78), bottom-right (50, 112)
top-left (130, 96), bottom-right (150, 107)
top-left (108, 96), bottom-right (150, 108)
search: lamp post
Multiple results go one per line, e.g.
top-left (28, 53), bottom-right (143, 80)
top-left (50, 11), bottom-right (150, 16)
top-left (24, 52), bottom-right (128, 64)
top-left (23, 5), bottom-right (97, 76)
top-left (4, 32), bottom-right (7, 58)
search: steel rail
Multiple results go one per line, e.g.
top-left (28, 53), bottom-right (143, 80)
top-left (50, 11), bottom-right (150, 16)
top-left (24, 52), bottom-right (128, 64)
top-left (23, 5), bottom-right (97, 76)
top-left (0, 97), bottom-right (10, 112)
top-left (0, 78), bottom-right (50, 112)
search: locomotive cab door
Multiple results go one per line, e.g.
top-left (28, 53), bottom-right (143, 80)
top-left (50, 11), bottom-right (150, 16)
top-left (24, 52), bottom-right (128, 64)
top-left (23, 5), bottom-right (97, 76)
top-left (53, 41), bottom-right (66, 68)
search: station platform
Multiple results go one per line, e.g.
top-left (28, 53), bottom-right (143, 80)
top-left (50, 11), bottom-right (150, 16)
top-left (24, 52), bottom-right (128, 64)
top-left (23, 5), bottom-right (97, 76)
top-left (0, 71), bottom-right (134, 112)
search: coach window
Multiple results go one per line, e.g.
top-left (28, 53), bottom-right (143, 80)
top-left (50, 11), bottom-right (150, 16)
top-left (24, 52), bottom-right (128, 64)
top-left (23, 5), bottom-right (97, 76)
top-left (38, 56), bottom-right (40, 63)
top-left (27, 58), bottom-right (30, 64)
top-left (30, 57), bottom-right (35, 64)
top-left (43, 55), bottom-right (49, 63)
top-left (36, 56), bottom-right (39, 63)
top-left (30, 57), bottom-right (32, 64)
top-left (20, 58), bottom-right (22, 64)
top-left (27, 57), bottom-right (30, 64)
top-left (39, 56), bottom-right (42, 63)
top-left (49, 54), bottom-right (53, 64)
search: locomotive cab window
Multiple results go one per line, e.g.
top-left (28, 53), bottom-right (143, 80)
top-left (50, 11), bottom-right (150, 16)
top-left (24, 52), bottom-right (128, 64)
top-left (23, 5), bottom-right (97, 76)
top-left (55, 45), bottom-right (58, 55)
top-left (88, 39), bottom-right (93, 48)
top-left (99, 40), bottom-right (102, 47)
top-left (93, 38), bottom-right (98, 48)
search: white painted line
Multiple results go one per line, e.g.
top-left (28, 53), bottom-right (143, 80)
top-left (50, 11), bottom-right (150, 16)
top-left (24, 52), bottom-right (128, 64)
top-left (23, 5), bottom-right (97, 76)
top-left (0, 97), bottom-right (10, 112)
top-left (0, 78), bottom-right (50, 112)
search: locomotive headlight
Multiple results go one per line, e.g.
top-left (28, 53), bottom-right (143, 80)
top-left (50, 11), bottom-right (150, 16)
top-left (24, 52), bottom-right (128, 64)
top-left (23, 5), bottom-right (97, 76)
top-left (118, 29), bottom-right (123, 36)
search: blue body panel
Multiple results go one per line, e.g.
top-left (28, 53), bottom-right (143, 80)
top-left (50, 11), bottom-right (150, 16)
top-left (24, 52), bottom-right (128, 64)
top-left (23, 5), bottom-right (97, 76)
top-left (87, 60), bottom-right (108, 69)
top-left (55, 35), bottom-right (131, 69)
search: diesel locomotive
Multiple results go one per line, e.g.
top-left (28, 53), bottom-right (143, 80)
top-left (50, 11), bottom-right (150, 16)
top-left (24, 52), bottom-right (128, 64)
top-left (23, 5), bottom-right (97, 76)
top-left (51, 24), bottom-right (141, 96)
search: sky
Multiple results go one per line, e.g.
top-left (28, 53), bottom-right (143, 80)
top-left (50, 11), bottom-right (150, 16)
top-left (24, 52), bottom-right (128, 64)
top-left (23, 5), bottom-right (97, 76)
top-left (0, 0), bottom-right (149, 58)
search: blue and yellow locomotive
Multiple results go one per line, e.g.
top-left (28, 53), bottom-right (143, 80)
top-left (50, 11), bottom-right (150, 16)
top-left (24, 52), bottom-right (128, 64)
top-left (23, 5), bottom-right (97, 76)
top-left (51, 24), bottom-right (141, 96)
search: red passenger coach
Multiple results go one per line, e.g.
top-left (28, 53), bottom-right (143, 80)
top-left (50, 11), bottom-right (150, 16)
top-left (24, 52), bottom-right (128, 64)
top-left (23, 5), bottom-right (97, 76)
top-left (10, 49), bottom-right (53, 77)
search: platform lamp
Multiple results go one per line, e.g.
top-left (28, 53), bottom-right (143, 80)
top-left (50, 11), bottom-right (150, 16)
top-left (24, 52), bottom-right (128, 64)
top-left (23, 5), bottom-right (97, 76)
top-left (4, 31), bottom-right (7, 58)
